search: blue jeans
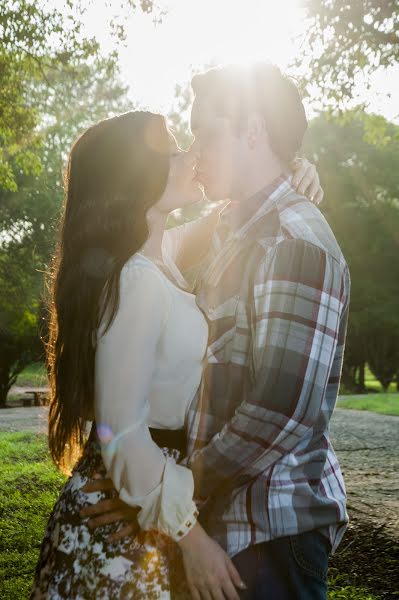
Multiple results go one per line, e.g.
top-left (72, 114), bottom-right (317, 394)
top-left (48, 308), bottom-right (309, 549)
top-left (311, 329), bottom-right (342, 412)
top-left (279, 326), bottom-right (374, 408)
top-left (232, 530), bottom-right (331, 600)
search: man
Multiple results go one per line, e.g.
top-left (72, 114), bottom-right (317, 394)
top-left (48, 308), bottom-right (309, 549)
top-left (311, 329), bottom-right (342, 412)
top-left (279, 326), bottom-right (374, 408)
top-left (84, 63), bottom-right (350, 599)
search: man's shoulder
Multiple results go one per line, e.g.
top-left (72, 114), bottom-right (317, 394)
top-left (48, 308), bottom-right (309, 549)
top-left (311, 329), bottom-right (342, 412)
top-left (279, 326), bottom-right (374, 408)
top-left (253, 190), bottom-right (346, 268)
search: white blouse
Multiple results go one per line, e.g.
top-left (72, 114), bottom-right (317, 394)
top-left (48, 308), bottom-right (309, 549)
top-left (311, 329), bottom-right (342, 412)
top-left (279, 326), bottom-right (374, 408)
top-left (94, 251), bottom-right (208, 540)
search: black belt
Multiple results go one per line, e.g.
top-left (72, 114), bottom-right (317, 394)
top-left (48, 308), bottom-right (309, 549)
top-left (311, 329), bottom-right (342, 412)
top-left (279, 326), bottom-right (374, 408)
top-left (91, 423), bottom-right (186, 455)
top-left (149, 427), bottom-right (186, 455)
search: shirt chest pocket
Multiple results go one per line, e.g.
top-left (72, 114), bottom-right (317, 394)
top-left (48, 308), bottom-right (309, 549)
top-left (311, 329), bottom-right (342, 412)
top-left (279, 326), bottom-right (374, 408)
top-left (196, 286), bottom-right (240, 321)
top-left (200, 294), bottom-right (251, 366)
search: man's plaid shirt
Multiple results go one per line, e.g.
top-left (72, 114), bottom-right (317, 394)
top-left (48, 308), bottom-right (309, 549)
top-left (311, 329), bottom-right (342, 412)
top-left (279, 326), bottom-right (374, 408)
top-left (184, 174), bottom-right (350, 557)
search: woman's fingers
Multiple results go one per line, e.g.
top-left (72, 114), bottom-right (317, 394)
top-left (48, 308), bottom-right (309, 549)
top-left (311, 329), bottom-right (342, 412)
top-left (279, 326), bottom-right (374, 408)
top-left (291, 158), bottom-right (307, 188)
top-left (200, 589), bottom-right (212, 600)
top-left (222, 578), bottom-right (241, 600)
top-left (298, 166), bottom-right (318, 196)
top-left (314, 189), bottom-right (324, 205)
top-left (307, 179), bottom-right (321, 203)
top-left (226, 558), bottom-right (246, 593)
top-left (82, 477), bottom-right (115, 493)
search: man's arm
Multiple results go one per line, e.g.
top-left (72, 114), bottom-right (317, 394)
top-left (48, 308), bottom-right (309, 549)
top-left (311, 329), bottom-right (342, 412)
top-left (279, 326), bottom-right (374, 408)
top-left (188, 238), bottom-right (346, 500)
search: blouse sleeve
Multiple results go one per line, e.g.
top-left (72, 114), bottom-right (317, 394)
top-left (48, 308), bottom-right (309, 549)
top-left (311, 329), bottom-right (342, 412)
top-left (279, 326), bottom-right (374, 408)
top-left (94, 263), bottom-right (198, 540)
top-left (162, 224), bottom-right (186, 263)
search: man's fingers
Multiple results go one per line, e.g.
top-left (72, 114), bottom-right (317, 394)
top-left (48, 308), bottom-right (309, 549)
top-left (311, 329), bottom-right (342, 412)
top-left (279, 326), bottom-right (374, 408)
top-left (106, 523), bottom-right (138, 543)
top-left (80, 498), bottom-right (122, 518)
top-left (188, 583), bottom-right (201, 600)
top-left (82, 478), bottom-right (115, 493)
top-left (87, 510), bottom-right (126, 529)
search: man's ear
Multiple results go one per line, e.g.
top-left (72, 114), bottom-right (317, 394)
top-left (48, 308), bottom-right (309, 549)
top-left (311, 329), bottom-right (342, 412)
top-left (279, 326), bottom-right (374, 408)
top-left (247, 112), bottom-right (266, 150)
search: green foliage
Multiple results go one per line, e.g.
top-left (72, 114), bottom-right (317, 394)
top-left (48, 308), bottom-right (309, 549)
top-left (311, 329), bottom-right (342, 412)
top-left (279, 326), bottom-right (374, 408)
top-left (303, 111), bottom-right (399, 392)
top-left (0, 0), bottom-right (103, 191)
top-left (338, 393), bottom-right (399, 416)
top-left (328, 582), bottom-right (380, 600)
top-left (15, 362), bottom-right (48, 387)
top-left (0, 2), bottom-right (132, 405)
top-left (299, 0), bottom-right (399, 107)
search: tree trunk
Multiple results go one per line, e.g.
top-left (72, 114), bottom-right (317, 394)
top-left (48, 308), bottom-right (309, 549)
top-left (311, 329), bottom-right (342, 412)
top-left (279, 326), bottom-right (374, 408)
top-left (357, 361), bottom-right (366, 393)
top-left (0, 372), bottom-right (11, 407)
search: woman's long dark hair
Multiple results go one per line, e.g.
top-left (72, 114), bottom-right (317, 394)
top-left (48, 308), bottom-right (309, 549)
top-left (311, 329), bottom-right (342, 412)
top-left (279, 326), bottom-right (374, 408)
top-left (47, 111), bottom-right (170, 471)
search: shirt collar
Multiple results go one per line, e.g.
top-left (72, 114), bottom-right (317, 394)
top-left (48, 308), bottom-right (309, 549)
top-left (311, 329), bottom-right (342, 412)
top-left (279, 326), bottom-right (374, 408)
top-left (219, 171), bottom-right (292, 240)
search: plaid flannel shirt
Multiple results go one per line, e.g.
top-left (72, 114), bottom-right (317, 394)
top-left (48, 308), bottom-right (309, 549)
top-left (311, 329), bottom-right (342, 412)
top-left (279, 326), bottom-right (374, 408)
top-left (184, 174), bottom-right (350, 557)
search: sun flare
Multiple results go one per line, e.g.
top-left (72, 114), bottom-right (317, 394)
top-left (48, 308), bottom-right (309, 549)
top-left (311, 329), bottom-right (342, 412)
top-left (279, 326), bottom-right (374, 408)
top-left (83, 0), bottom-right (306, 112)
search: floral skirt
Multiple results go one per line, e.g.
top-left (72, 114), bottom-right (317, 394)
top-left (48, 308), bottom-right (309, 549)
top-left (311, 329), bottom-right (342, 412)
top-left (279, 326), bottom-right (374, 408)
top-left (30, 434), bottom-right (191, 599)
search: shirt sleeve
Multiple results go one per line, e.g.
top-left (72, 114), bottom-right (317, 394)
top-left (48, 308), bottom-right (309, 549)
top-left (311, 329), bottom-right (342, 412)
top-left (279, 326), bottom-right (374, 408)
top-left (187, 239), bottom-right (347, 500)
top-left (95, 263), bottom-right (198, 540)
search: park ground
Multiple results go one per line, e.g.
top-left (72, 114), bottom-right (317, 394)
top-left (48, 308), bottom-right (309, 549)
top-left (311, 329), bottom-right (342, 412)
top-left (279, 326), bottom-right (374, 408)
top-left (0, 364), bottom-right (398, 599)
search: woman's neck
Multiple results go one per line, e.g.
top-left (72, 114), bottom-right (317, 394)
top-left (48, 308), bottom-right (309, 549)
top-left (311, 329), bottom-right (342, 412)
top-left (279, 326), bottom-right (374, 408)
top-left (140, 206), bottom-right (168, 262)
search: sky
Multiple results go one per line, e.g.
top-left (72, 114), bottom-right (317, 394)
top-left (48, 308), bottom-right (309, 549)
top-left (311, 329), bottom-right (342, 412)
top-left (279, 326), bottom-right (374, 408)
top-left (76, 0), bottom-right (398, 122)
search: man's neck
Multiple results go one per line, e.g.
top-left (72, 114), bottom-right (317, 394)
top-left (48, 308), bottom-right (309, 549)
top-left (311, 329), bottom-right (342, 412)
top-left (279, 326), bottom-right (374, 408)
top-left (231, 156), bottom-right (287, 204)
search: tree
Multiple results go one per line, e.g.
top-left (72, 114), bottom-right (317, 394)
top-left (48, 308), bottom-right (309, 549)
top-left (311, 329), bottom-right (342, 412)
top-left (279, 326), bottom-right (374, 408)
top-left (303, 111), bottom-right (399, 392)
top-left (0, 0), bottom-right (107, 191)
top-left (298, 0), bottom-right (399, 107)
top-left (0, 6), bottom-right (131, 405)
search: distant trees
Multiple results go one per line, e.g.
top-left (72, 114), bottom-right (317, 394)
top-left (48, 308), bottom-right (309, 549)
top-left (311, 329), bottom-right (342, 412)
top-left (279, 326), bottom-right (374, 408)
top-left (303, 111), bottom-right (399, 391)
top-left (299, 0), bottom-right (399, 107)
top-left (0, 1), bottom-right (131, 405)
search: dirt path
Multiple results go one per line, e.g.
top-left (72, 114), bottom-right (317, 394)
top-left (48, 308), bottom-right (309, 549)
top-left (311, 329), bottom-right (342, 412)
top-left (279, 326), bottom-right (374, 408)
top-left (0, 406), bottom-right (49, 434)
top-left (330, 407), bottom-right (399, 539)
top-left (1, 404), bottom-right (398, 533)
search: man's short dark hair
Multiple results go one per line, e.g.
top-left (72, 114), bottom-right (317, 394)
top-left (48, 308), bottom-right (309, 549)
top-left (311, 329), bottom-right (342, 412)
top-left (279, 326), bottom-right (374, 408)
top-left (191, 63), bottom-right (308, 164)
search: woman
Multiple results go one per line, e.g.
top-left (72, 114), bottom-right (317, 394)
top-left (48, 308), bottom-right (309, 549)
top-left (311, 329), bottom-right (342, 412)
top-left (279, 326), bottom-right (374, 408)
top-left (31, 110), bottom-right (322, 599)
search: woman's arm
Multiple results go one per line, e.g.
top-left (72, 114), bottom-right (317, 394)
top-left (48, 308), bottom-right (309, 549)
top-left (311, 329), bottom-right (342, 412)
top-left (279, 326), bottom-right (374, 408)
top-left (94, 263), bottom-right (197, 541)
top-left (163, 203), bottom-right (226, 273)
top-left (164, 158), bottom-right (324, 273)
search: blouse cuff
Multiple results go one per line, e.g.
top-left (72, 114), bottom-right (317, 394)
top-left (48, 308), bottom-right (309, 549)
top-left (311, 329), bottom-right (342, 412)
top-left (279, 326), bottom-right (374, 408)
top-left (128, 457), bottom-right (198, 540)
top-left (172, 501), bottom-right (199, 541)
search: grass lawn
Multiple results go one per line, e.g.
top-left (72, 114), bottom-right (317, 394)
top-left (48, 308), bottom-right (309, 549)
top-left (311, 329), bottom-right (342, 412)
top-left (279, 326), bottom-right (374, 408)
top-left (15, 363), bottom-right (48, 388)
top-left (0, 432), bottom-right (65, 599)
top-left (15, 362), bottom-right (397, 394)
top-left (337, 393), bottom-right (399, 416)
top-left (0, 432), bottom-right (382, 599)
